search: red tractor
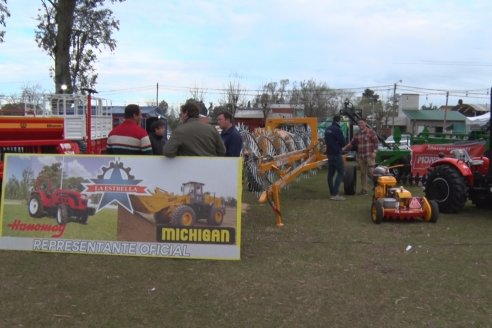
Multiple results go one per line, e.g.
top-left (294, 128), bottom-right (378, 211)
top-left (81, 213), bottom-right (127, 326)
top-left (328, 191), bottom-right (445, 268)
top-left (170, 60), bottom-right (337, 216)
top-left (28, 177), bottom-right (95, 225)
top-left (424, 148), bottom-right (491, 212)
top-left (424, 94), bottom-right (491, 213)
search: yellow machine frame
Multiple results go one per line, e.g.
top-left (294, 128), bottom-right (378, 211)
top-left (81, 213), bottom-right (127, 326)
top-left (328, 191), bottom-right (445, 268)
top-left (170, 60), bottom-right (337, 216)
top-left (255, 117), bottom-right (327, 227)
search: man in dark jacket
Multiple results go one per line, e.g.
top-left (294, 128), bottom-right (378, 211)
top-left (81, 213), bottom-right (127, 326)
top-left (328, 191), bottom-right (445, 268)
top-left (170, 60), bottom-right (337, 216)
top-left (324, 114), bottom-right (346, 200)
top-left (217, 111), bottom-right (242, 157)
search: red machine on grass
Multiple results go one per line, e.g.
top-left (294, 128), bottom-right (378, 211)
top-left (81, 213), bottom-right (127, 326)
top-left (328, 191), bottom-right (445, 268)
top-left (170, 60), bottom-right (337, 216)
top-left (0, 92), bottom-right (112, 185)
top-left (28, 177), bottom-right (95, 225)
top-left (371, 165), bottom-right (439, 224)
top-left (424, 90), bottom-right (492, 213)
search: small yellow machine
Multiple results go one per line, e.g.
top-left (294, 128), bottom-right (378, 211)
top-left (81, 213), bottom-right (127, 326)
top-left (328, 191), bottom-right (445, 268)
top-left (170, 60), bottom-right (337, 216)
top-left (371, 166), bottom-right (439, 224)
top-left (130, 181), bottom-right (226, 227)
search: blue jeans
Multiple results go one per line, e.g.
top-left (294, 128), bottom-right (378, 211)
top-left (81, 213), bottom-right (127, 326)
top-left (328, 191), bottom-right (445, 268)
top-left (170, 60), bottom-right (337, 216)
top-left (327, 154), bottom-right (345, 196)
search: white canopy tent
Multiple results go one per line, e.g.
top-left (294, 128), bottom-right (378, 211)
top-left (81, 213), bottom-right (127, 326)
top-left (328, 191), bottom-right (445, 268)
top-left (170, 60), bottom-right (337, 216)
top-left (465, 112), bottom-right (490, 132)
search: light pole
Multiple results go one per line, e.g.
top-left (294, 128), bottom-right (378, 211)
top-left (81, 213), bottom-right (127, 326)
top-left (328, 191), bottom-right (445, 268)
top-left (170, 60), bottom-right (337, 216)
top-left (391, 80), bottom-right (402, 131)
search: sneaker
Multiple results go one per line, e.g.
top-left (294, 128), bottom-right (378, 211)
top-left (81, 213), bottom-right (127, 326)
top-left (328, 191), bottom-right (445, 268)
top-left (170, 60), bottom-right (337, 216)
top-left (357, 190), bottom-right (368, 196)
top-left (332, 195), bottom-right (346, 201)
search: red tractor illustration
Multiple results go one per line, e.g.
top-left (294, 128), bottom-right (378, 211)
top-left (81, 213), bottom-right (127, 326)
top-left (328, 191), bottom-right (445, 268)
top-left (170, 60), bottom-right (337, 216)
top-left (28, 177), bottom-right (96, 225)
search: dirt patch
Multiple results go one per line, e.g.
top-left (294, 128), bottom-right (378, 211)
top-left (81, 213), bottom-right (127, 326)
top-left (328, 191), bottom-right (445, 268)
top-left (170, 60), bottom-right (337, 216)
top-left (117, 206), bottom-right (156, 242)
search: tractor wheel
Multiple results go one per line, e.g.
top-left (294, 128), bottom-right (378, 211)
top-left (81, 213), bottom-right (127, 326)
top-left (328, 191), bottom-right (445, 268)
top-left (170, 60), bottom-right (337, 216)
top-left (154, 208), bottom-right (171, 224)
top-left (79, 214), bottom-right (89, 225)
top-left (208, 208), bottom-right (224, 226)
top-left (28, 195), bottom-right (44, 218)
top-left (425, 165), bottom-right (467, 213)
top-left (371, 200), bottom-right (384, 224)
top-left (56, 204), bottom-right (69, 225)
top-left (170, 205), bottom-right (196, 227)
top-left (343, 165), bottom-right (357, 196)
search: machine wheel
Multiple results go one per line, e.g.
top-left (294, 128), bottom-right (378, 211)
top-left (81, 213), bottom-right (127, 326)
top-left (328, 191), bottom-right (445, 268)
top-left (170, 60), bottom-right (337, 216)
top-left (389, 158), bottom-right (410, 183)
top-left (425, 165), bottom-right (467, 213)
top-left (208, 208), bottom-right (224, 226)
top-left (79, 214), bottom-right (89, 225)
top-left (343, 165), bottom-right (357, 196)
top-left (429, 200), bottom-right (439, 223)
top-left (28, 195), bottom-right (44, 218)
top-left (371, 200), bottom-right (384, 224)
top-left (56, 204), bottom-right (69, 225)
top-left (170, 205), bottom-right (196, 227)
top-left (154, 208), bottom-right (171, 224)
top-left (422, 198), bottom-right (439, 223)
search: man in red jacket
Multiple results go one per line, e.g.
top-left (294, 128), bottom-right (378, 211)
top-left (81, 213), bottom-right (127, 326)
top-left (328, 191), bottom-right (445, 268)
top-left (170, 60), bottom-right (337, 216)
top-left (106, 104), bottom-right (152, 155)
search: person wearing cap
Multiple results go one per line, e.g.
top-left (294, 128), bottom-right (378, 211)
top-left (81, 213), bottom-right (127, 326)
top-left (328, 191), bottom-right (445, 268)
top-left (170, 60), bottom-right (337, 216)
top-left (106, 104), bottom-right (152, 155)
top-left (217, 111), bottom-right (242, 157)
top-left (163, 101), bottom-right (226, 157)
top-left (325, 114), bottom-right (346, 200)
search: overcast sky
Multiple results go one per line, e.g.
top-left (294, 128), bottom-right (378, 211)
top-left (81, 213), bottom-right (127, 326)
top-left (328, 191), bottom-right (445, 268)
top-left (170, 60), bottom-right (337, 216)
top-left (1, 0), bottom-right (491, 110)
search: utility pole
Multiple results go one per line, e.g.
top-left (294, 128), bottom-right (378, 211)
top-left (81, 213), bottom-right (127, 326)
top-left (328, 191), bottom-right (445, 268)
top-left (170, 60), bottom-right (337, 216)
top-left (391, 80), bottom-right (402, 132)
top-left (442, 91), bottom-right (449, 132)
top-left (156, 82), bottom-right (159, 107)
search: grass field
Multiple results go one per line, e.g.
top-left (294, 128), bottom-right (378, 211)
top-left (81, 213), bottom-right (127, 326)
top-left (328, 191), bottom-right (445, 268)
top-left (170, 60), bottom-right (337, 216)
top-left (0, 169), bottom-right (491, 327)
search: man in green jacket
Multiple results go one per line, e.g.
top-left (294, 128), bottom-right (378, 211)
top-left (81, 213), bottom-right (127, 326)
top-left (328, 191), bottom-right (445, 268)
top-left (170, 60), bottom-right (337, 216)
top-left (163, 101), bottom-right (226, 157)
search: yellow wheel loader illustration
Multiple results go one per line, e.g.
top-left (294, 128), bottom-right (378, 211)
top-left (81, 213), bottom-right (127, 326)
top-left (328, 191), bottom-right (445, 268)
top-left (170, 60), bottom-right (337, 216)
top-left (130, 181), bottom-right (226, 227)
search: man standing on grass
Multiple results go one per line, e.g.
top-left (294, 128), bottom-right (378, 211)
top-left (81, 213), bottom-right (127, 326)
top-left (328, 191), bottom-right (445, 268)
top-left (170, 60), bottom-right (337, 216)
top-left (325, 114), bottom-right (346, 200)
top-left (343, 119), bottom-right (379, 195)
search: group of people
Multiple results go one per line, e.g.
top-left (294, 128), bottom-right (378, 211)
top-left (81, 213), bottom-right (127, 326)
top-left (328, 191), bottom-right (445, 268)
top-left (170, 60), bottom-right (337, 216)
top-left (324, 115), bottom-right (379, 200)
top-left (106, 103), bottom-right (377, 200)
top-left (105, 101), bottom-right (242, 158)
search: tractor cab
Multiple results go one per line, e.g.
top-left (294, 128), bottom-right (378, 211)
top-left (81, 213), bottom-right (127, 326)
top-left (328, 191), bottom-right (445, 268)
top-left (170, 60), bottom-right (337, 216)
top-left (181, 181), bottom-right (205, 204)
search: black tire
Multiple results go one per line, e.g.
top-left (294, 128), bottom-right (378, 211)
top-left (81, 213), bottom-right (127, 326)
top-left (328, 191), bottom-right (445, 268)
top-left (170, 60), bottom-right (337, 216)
top-left (343, 165), bottom-right (357, 196)
top-left (79, 214), bottom-right (88, 225)
top-left (170, 205), bottom-right (196, 227)
top-left (425, 165), bottom-right (467, 213)
top-left (371, 200), bottom-right (384, 224)
top-left (56, 204), bottom-right (69, 225)
top-left (154, 208), bottom-right (171, 224)
top-left (429, 200), bottom-right (439, 223)
top-left (28, 194), bottom-right (44, 218)
top-left (208, 207), bottom-right (224, 226)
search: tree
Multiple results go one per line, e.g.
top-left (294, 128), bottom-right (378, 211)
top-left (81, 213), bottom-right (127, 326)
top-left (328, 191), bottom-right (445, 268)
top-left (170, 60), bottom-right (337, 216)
top-left (421, 104), bottom-right (438, 111)
top-left (289, 79), bottom-right (343, 120)
top-left (358, 89), bottom-right (385, 133)
top-left (35, 0), bottom-right (124, 94)
top-left (20, 83), bottom-right (46, 114)
top-left (166, 107), bottom-right (180, 132)
top-left (158, 100), bottom-right (169, 116)
top-left (0, 0), bottom-right (9, 43)
top-left (189, 85), bottom-right (207, 103)
top-left (38, 162), bottom-right (63, 189)
top-left (252, 80), bottom-right (285, 121)
top-left (221, 80), bottom-right (244, 117)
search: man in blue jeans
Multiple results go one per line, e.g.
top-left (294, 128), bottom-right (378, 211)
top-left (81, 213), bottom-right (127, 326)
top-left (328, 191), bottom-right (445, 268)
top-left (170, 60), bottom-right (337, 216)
top-left (324, 115), bottom-right (346, 200)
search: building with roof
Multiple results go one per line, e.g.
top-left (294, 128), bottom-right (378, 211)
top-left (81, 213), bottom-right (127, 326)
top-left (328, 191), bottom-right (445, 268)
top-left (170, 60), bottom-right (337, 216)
top-left (403, 109), bottom-right (466, 134)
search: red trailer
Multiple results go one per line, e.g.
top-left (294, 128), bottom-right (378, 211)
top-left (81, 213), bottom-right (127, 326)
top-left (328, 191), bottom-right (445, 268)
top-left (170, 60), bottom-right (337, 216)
top-left (0, 93), bottom-right (113, 183)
